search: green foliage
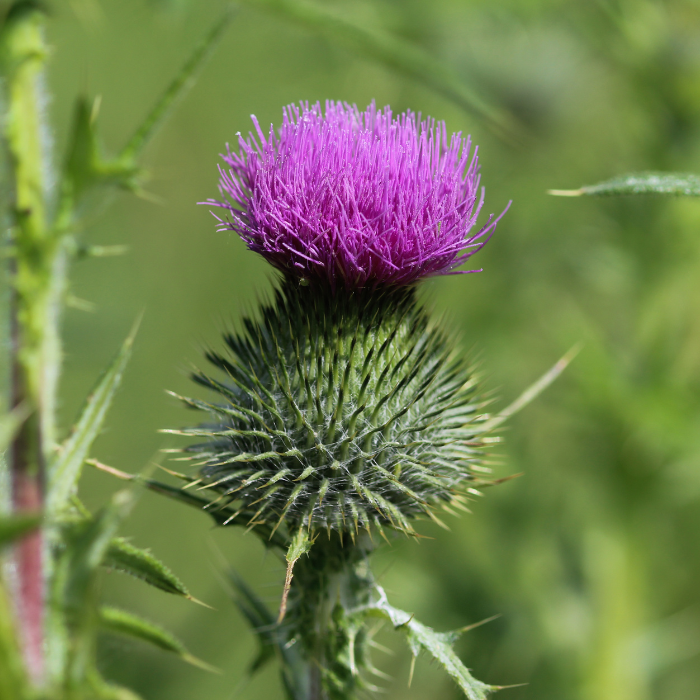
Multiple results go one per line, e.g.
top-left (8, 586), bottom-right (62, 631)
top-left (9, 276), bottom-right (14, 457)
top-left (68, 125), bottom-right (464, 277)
top-left (102, 538), bottom-right (193, 600)
top-left (1, 2), bottom-right (230, 697)
top-left (97, 607), bottom-right (216, 672)
top-left (365, 589), bottom-right (495, 700)
top-left (47, 320), bottom-right (139, 517)
top-left (549, 172), bottom-right (700, 197)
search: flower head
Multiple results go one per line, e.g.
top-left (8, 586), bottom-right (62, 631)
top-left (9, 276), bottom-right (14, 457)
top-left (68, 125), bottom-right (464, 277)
top-left (206, 101), bottom-right (508, 288)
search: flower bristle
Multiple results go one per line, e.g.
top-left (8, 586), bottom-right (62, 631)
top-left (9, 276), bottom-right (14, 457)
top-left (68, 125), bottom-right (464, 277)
top-left (206, 100), bottom-right (508, 290)
top-left (172, 278), bottom-right (491, 537)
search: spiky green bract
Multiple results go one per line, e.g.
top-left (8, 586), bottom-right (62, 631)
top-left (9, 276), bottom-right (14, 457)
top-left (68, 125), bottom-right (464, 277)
top-left (172, 278), bottom-right (489, 538)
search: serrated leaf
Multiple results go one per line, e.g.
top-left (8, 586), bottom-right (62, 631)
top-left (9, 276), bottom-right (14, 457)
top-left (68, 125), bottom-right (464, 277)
top-left (245, 0), bottom-right (517, 141)
top-left (47, 318), bottom-right (140, 516)
top-left (97, 606), bottom-right (217, 672)
top-left (61, 489), bottom-right (136, 619)
top-left (0, 513), bottom-right (40, 549)
top-left (103, 538), bottom-right (192, 600)
top-left (364, 587), bottom-right (495, 700)
top-left (120, 7), bottom-right (234, 161)
top-left (548, 172), bottom-right (700, 198)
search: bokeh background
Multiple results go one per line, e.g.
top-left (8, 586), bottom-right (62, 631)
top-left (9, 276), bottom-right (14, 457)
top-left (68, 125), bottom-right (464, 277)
top-left (28, 0), bottom-right (700, 698)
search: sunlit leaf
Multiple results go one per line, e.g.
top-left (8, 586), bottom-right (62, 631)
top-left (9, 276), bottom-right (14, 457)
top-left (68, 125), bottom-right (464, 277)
top-left (548, 172), bottom-right (700, 198)
top-left (47, 318), bottom-right (140, 516)
top-left (244, 0), bottom-right (518, 141)
top-left (98, 606), bottom-right (218, 672)
top-left (364, 587), bottom-right (496, 700)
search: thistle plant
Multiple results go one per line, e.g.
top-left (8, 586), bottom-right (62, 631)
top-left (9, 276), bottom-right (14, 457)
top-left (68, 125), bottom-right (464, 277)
top-left (99, 100), bottom-right (571, 700)
top-left (0, 4), bottom-right (231, 698)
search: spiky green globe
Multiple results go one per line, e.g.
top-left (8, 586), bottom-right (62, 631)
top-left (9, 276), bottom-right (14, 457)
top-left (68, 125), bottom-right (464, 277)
top-left (173, 279), bottom-right (491, 537)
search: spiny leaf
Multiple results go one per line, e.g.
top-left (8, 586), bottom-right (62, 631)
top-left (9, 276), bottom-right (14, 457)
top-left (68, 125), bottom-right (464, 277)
top-left (61, 488), bottom-right (136, 618)
top-left (103, 538), bottom-right (195, 601)
top-left (120, 6), bottom-right (235, 161)
top-left (548, 172), bottom-right (700, 198)
top-left (0, 513), bottom-right (40, 549)
top-left (61, 96), bottom-right (140, 211)
top-left (228, 569), bottom-right (303, 691)
top-left (364, 587), bottom-right (496, 700)
top-left (97, 606), bottom-right (218, 672)
top-left (245, 0), bottom-right (517, 141)
top-left (48, 318), bottom-right (140, 516)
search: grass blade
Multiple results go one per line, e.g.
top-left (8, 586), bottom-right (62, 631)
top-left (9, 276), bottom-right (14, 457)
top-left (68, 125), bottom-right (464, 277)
top-left (47, 318), bottom-right (140, 516)
top-left (245, 0), bottom-right (518, 141)
top-left (120, 7), bottom-right (235, 161)
top-left (548, 172), bottom-right (700, 197)
top-left (97, 606), bottom-right (218, 672)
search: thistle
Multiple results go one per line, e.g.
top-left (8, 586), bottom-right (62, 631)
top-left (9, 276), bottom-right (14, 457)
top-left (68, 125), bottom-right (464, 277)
top-left (169, 101), bottom-right (511, 700)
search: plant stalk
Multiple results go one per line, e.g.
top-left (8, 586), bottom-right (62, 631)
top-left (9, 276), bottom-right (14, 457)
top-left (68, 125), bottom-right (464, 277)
top-left (1, 4), bottom-right (55, 686)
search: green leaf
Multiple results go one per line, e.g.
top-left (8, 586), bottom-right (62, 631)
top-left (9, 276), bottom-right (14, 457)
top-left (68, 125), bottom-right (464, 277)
top-left (47, 318), bottom-right (140, 516)
top-left (364, 587), bottom-right (496, 700)
top-left (0, 513), bottom-right (40, 549)
top-left (548, 172), bottom-right (700, 198)
top-left (103, 538), bottom-right (194, 600)
top-left (228, 569), bottom-right (304, 695)
top-left (244, 0), bottom-right (517, 141)
top-left (61, 489), bottom-right (136, 619)
top-left (61, 96), bottom-right (141, 210)
top-left (97, 606), bottom-right (217, 672)
top-left (120, 6), bottom-right (235, 161)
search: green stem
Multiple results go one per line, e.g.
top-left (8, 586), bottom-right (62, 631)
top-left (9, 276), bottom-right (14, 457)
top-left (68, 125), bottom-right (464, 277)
top-left (285, 536), bottom-right (373, 700)
top-left (1, 3), bottom-right (55, 686)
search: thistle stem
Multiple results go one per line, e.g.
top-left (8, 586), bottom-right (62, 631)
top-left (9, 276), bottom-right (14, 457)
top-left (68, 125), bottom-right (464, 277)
top-left (1, 4), bottom-right (54, 686)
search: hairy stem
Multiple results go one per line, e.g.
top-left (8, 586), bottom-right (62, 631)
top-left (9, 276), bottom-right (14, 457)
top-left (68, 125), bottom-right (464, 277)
top-left (1, 4), bottom-right (54, 685)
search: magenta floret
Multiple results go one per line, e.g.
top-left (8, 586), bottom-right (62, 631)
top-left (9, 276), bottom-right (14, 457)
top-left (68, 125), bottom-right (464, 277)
top-left (206, 101), bottom-right (509, 288)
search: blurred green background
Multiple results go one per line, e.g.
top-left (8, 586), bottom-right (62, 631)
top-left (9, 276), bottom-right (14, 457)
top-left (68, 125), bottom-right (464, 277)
top-left (29, 0), bottom-right (700, 698)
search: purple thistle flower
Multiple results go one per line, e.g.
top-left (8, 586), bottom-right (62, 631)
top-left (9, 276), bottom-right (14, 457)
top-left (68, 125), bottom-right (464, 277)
top-left (206, 101), bottom-right (509, 289)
